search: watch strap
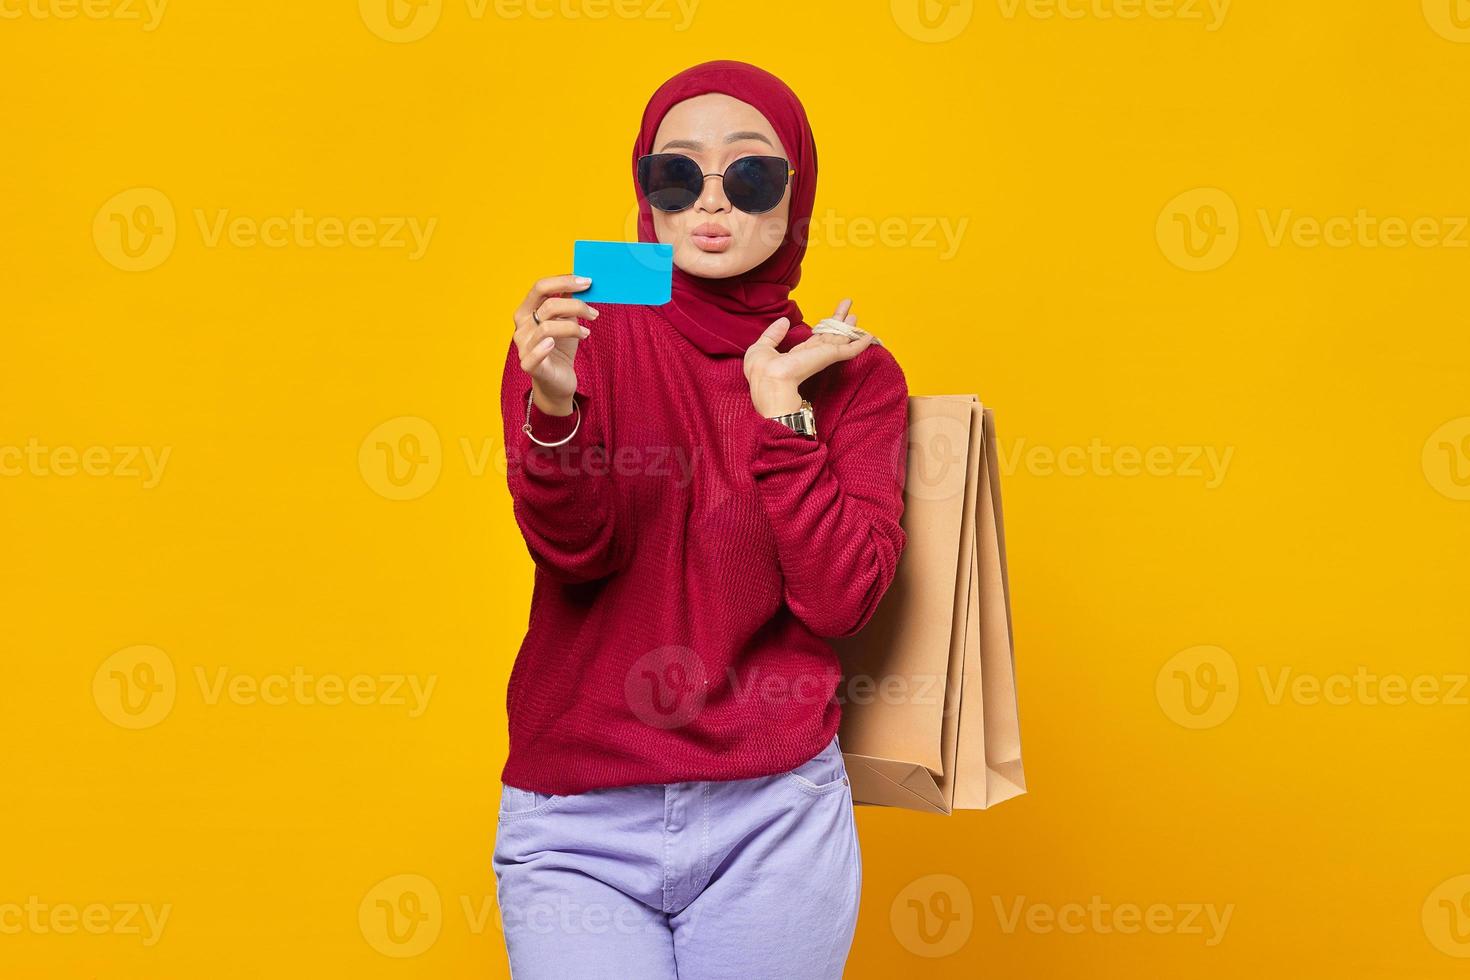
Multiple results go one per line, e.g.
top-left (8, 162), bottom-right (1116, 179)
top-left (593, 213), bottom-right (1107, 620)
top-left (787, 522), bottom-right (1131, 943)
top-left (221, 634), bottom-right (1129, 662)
top-left (769, 399), bottom-right (816, 437)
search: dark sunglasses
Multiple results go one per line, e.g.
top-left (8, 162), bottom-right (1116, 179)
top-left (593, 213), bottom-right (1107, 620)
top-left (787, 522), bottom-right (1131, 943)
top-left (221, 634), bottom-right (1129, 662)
top-left (637, 153), bottom-right (795, 215)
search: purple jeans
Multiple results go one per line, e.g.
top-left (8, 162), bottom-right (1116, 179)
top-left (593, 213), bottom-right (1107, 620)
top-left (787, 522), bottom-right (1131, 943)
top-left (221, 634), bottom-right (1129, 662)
top-left (492, 732), bottom-right (861, 979)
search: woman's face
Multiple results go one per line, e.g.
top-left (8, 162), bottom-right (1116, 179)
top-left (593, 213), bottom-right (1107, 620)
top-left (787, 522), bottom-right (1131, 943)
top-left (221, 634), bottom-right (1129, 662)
top-left (648, 93), bottom-right (791, 279)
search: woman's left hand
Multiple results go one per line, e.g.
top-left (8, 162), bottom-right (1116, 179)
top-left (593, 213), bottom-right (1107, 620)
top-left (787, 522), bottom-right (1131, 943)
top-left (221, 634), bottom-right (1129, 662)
top-left (744, 298), bottom-right (877, 416)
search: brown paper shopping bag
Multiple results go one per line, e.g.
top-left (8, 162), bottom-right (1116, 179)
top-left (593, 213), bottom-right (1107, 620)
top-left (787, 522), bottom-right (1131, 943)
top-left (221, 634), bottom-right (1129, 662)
top-left (832, 396), bottom-right (1026, 814)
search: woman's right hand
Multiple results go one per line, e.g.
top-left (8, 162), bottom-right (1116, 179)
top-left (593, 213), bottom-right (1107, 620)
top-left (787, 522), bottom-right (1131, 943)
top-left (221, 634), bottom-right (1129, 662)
top-left (513, 274), bottom-right (599, 414)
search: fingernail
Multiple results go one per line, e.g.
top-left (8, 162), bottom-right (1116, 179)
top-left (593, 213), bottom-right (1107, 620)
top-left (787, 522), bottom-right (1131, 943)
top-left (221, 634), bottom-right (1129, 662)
top-left (580, 327), bottom-right (591, 338)
top-left (539, 337), bottom-right (554, 349)
top-left (574, 276), bottom-right (591, 286)
top-left (589, 307), bottom-right (600, 319)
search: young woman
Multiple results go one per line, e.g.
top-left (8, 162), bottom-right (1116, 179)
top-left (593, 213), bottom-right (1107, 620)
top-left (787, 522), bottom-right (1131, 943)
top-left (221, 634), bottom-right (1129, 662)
top-left (493, 60), bottom-right (910, 979)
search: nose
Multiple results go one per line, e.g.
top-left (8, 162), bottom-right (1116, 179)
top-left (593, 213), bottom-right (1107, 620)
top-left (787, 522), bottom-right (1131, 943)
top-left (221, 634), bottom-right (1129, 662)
top-left (696, 173), bottom-right (731, 214)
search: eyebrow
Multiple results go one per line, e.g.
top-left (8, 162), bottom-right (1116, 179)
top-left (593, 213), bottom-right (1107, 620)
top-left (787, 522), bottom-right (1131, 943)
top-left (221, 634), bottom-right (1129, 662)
top-left (657, 131), bottom-right (774, 152)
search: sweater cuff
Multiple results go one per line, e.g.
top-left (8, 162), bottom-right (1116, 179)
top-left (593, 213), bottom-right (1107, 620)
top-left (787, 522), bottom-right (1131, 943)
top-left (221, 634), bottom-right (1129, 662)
top-left (751, 413), bottom-right (822, 468)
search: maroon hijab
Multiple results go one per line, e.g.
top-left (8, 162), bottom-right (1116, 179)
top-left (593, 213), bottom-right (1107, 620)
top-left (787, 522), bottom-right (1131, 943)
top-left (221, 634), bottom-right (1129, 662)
top-left (631, 61), bottom-right (817, 357)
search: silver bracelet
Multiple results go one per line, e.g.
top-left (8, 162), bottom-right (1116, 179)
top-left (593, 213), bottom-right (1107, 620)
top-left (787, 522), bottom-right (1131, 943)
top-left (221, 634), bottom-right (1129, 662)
top-left (522, 389), bottom-right (581, 447)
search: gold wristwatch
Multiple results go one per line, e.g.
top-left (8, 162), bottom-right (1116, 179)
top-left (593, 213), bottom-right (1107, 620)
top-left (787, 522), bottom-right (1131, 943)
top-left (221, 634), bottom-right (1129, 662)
top-left (769, 398), bottom-right (816, 438)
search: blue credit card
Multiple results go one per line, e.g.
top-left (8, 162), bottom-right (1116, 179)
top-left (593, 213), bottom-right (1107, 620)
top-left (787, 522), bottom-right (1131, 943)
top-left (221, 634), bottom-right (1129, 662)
top-left (573, 240), bottom-right (673, 305)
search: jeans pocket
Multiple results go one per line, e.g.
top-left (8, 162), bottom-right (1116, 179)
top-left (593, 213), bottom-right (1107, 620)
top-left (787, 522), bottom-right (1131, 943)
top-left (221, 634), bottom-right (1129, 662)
top-left (783, 734), bottom-right (849, 796)
top-left (498, 782), bottom-right (565, 820)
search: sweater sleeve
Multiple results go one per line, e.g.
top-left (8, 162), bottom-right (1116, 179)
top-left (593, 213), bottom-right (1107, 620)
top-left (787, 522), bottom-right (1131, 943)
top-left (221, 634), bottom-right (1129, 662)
top-left (500, 338), bottom-right (628, 584)
top-left (749, 350), bottom-right (910, 639)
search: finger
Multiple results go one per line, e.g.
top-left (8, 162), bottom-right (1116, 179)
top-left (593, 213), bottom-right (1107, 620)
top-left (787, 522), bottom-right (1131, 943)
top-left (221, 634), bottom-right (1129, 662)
top-left (537, 297), bottom-right (600, 323)
top-left (752, 316), bottom-right (792, 350)
top-left (799, 327), bottom-right (851, 350)
top-left (807, 333), bottom-right (872, 366)
top-left (830, 333), bottom-right (875, 360)
top-left (517, 319), bottom-right (586, 358)
top-left (845, 312), bottom-right (858, 326)
top-left (793, 337), bottom-right (858, 367)
top-left (519, 336), bottom-right (558, 374)
top-left (517, 274), bottom-right (592, 319)
top-left (833, 297), bottom-right (852, 321)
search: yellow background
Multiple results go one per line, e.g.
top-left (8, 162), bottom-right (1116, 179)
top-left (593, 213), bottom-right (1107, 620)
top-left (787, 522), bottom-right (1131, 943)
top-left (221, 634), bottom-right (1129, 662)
top-left (4, 0), bottom-right (1470, 976)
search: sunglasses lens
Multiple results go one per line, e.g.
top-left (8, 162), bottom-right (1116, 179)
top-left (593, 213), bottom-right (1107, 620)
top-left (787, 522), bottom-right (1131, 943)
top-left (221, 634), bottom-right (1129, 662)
top-left (638, 154), bottom-right (703, 212)
top-left (724, 156), bottom-right (789, 214)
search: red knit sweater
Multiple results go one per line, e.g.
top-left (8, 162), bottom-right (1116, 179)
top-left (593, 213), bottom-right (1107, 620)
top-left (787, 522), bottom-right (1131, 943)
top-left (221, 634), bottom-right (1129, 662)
top-left (499, 303), bottom-right (909, 795)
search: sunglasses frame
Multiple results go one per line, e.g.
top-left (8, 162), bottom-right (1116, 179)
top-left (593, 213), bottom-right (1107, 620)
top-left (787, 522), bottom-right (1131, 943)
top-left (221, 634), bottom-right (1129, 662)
top-left (637, 152), bottom-right (796, 215)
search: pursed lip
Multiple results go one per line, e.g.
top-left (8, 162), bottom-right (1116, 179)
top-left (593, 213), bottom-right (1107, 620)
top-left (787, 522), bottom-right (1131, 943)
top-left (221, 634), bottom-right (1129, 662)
top-left (690, 222), bottom-right (732, 252)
